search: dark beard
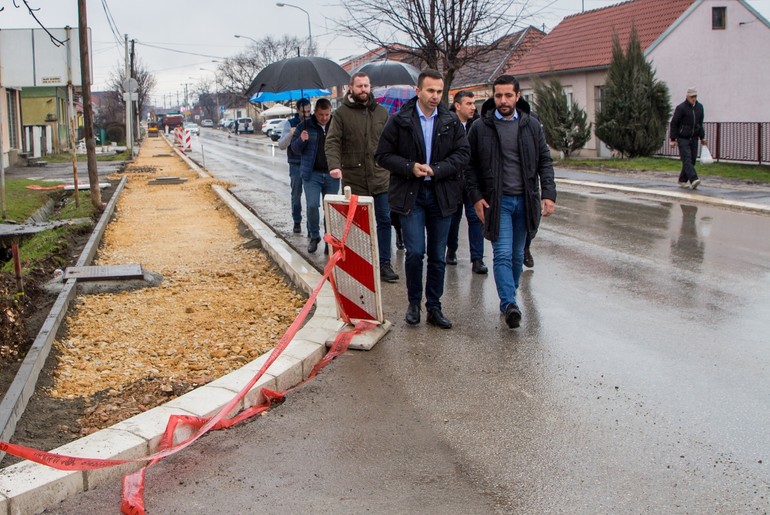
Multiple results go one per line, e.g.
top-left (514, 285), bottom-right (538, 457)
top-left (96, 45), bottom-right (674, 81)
top-left (352, 92), bottom-right (369, 104)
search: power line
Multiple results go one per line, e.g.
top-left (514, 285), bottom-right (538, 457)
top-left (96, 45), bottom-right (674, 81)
top-left (135, 41), bottom-right (223, 60)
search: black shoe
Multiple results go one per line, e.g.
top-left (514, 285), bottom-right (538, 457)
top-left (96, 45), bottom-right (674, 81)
top-left (472, 259), bottom-right (488, 274)
top-left (405, 304), bottom-right (420, 325)
top-left (524, 247), bottom-right (534, 268)
top-left (396, 230), bottom-right (405, 250)
top-left (446, 249), bottom-right (458, 265)
top-left (293, 222), bottom-right (301, 234)
top-left (308, 237), bottom-right (321, 254)
top-left (323, 243), bottom-right (329, 255)
top-left (505, 304), bottom-right (522, 329)
top-left (380, 261), bottom-right (399, 283)
top-left (427, 308), bottom-right (452, 329)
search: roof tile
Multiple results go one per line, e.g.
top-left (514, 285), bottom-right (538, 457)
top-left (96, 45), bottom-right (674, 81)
top-left (513, 0), bottom-right (693, 76)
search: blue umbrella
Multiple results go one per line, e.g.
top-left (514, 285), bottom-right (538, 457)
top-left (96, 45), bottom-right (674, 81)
top-left (250, 88), bottom-right (331, 103)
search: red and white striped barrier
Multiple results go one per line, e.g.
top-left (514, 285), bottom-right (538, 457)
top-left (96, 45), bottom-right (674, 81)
top-left (324, 187), bottom-right (384, 324)
top-left (183, 129), bottom-right (192, 152)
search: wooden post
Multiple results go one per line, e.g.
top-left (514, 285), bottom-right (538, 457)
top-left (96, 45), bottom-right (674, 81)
top-left (78, 0), bottom-right (102, 210)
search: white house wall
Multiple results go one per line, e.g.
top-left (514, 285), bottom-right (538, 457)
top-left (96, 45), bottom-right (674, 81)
top-left (648, 0), bottom-right (770, 122)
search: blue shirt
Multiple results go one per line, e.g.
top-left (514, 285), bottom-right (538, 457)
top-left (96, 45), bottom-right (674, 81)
top-left (418, 107), bottom-right (438, 165)
top-left (495, 108), bottom-right (519, 122)
top-left (418, 106), bottom-right (437, 181)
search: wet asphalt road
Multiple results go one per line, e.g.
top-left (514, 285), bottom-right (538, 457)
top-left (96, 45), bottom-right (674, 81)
top-left (46, 130), bottom-right (770, 513)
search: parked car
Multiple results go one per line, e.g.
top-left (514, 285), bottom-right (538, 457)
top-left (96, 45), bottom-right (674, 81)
top-left (234, 117), bottom-right (254, 134)
top-left (183, 122), bottom-right (200, 135)
top-left (262, 118), bottom-right (286, 137)
top-left (220, 118), bottom-right (234, 129)
top-left (201, 119), bottom-right (214, 128)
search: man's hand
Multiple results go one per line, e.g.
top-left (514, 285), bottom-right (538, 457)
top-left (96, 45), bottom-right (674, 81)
top-left (474, 199), bottom-right (489, 223)
top-left (701, 139), bottom-right (708, 146)
top-left (412, 163), bottom-right (430, 177)
top-left (541, 199), bottom-right (555, 217)
top-left (669, 140), bottom-right (677, 148)
top-left (300, 130), bottom-right (309, 142)
top-left (330, 168), bottom-right (342, 179)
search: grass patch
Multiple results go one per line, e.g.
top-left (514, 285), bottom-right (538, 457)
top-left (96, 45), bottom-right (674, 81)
top-left (1, 183), bottom-right (97, 275)
top-left (1, 179), bottom-right (63, 222)
top-left (561, 156), bottom-right (770, 183)
top-left (42, 152), bottom-right (128, 163)
top-left (52, 190), bottom-right (95, 220)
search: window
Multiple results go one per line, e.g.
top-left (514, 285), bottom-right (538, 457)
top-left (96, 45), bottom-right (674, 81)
top-left (6, 90), bottom-right (19, 149)
top-left (521, 89), bottom-right (534, 104)
top-left (595, 86), bottom-right (605, 114)
top-left (713, 6), bottom-right (726, 30)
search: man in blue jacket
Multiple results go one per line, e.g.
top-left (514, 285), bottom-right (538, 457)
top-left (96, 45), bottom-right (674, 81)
top-left (279, 98), bottom-right (312, 234)
top-left (290, 98), bottom-right (339, 254)
top-left (465, 75), bottom-right (556, 329)
top-left (376, 69), bottom-right (470, 329)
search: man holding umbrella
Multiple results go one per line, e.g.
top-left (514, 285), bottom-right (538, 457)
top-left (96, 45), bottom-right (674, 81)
top-left (279, 98), bottom-right (312, 234)
top-left (290, 98), bottom-right (340, 254)
top-left (326, 72), bottom-right (399, 283)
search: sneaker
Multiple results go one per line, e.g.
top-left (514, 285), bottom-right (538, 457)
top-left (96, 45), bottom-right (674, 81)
top-left (471, 259), bottom-right (488, 274)
top-left (446, 249), bottom-right (458, 265)
top-left (380, 261), bottom-right (399, 283)
top-left (523, 247), bottom-right (534, 268)
top-left (505, 304), bottom-right (522, 329)
top-left (293, 222), bottom-right (301, 233)
top-left (691, 179), bottom-right (701, 190)
top-left (677, 182), bottom-right (689, 189)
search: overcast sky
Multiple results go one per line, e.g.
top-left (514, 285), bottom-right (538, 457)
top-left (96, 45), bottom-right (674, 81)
top-left (1, 0), bottom-right (768, 107)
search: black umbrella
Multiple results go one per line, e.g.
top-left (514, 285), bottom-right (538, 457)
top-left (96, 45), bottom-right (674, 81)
top-left (245, 56), bottom-right (350, 98)
top-left (353, 60), bottom-right (420, 87)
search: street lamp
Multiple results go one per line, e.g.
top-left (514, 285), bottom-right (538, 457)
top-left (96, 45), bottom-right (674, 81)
top-left (276, 2), bottom-right (312, 55)
top-left (234, 34), bottom-right (259, 45)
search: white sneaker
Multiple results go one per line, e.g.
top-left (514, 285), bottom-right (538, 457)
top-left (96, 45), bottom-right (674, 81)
top-left (678, 182), bottom-right (689, 188)
top-left (691, 179), bottom-right (701, 190)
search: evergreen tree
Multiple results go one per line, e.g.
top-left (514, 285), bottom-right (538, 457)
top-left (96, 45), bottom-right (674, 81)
top-left (595, 27), bottom-right (671, 158)
top-left (533, 77), bottom-right (592, 158)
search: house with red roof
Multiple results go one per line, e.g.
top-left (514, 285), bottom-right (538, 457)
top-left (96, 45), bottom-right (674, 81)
top-left (449, 26), bottom-right (546, 99)
top-left (511, 0), bottom-right (770, 157)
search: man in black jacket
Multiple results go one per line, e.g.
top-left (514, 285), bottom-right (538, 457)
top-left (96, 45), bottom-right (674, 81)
top-left (465, 75), bottom-right (556, 329)
top-left (375, 69), bottom-right (470, 329)
top-left (670, 87), bottom-right (707, 190)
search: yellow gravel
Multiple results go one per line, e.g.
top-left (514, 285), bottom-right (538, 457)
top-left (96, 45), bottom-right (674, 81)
top-left (51, 138), bottom-right (304, 399)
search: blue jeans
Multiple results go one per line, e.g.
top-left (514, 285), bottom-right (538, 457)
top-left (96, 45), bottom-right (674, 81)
top-left (447, 192), bottom-right (484, 261)
top-left (677, 137), bottom-right (699, 184)
top-left (303, 171), bottom-right (341, 239)
top-left (400, 186), bottom-right (452, 310)
top-left (373, 192), bottom-right (392, 264)
top-left (491, 194), bottom-right (527, 313)
top-left (289, 163), bottom-right (303, 226)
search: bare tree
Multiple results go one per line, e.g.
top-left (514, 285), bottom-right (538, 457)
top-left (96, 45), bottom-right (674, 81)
top-left (336, 0), bottom-right (533, 102)
top-left (107, 59), bottom-right (157, 121)
top-left (218, 34), bottom-right (305, 100)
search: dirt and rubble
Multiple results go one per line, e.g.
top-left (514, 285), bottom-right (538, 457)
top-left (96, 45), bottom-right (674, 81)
top-left (1, 137), bottom-right (304, 467)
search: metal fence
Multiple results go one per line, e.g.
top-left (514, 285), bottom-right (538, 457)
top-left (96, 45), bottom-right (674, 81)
top-left (656, 122), bottom-right (770, 164)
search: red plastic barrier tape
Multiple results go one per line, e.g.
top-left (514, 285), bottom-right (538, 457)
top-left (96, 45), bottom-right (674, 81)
top-left (25, 184), bottom-right (66, 190)
top-left (0, 195), bottom-right (378, 515)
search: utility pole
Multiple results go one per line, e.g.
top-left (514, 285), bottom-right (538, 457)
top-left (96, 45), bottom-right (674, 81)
top-left (78, 0), bottom-right (102, 209)
top-left (124, 34), bottom-right (133, 159)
